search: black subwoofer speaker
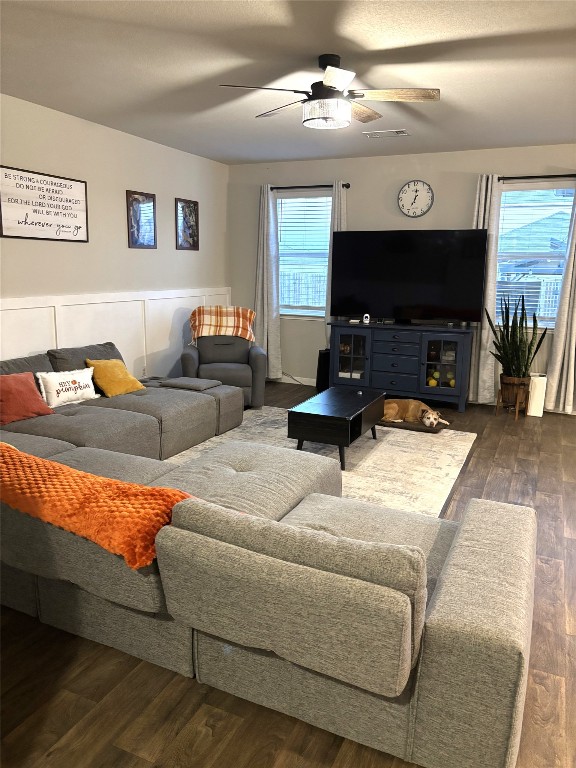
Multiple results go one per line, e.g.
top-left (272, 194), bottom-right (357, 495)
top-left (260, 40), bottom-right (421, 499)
top-left (316, 348), bottom-right (330, 392)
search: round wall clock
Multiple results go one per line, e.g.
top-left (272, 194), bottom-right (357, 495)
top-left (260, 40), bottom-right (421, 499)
top-left (398, 180), bottom-right (434, 218)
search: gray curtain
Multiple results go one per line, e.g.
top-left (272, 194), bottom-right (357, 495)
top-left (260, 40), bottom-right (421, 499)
top-left (325, 181), bottom-right (348, 345)
top-left (254, 184), bottom-right (282, 379)
top-left (544, 203), bottom-right (576, 414)
top-left (468, 174), bottom-right (502, 404)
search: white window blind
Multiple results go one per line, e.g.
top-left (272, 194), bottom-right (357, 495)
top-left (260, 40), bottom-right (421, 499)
top-left (495, 180), bottom-right (575, 327)
top-left (276, 190), bottom-right (333, 317)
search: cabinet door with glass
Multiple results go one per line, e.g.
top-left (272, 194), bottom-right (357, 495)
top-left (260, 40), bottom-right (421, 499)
top-left (331, 328), bottom-right (371, 387)
top-left (420, 332), bottom-right (472, 411)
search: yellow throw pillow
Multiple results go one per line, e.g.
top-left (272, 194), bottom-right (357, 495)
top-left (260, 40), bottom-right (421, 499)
top-left (86, 358), bottom-right (145, 397)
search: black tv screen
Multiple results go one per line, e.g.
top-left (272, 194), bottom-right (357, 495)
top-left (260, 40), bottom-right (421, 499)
top-left (330, 229), bottom-right (487, 323)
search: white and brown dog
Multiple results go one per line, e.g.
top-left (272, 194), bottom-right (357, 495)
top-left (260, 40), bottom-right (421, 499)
top-left (383, 399), bottom-right (450, 428)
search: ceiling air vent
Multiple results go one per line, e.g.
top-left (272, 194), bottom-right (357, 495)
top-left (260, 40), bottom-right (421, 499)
top-left (362, 129), bottom-right (410, 138)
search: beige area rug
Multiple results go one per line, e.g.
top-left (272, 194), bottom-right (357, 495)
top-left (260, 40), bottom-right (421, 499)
top-left (168, 407), bottom-right (476, 517)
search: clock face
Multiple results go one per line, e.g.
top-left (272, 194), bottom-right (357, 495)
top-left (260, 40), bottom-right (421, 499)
top-left (398, 180), bottom-right (434, 218)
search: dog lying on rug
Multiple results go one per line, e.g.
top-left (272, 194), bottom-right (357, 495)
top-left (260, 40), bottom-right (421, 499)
top-left (383, 399), bottom-right (450, 428)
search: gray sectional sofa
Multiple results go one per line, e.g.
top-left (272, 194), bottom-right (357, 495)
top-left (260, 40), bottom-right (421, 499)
top-left (0, 351), bottom-right (537, 768)
top-left (0, 342), bottom-right (244, 458)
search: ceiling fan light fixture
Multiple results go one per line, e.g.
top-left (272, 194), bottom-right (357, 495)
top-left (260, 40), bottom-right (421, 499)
top-left (302, 98), bottom-right (351, 129)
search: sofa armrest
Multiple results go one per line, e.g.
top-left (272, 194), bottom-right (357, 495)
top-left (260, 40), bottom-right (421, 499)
top-left (248, 345), bottom-right (267, 407)
top-left (409, 498), bottom-right (537, 768)
top-left (181, 346), bottom-right (199, 377)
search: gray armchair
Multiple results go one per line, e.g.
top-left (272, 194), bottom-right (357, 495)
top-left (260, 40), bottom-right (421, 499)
top-left (181, 336), bottom-right (267, 408)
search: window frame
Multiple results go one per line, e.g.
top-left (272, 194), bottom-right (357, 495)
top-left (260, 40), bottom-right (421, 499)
top-left (493, 178), bottom-right (575, 329)
top-left (275, 188), bottom-right (333, 318)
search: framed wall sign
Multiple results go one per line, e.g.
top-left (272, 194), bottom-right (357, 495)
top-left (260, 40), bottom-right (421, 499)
top-left (126, 190), bottom-right (157, 249)
top-left (0, 166), bottom-right (88, 242)
top-left (175, 198), bottom-right (199, 250)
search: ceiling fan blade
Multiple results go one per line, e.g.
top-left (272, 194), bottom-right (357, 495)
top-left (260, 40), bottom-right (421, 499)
top-left (219, 84), bottom-right (311, 96)
top-left (350, 102), bottom-right (383, 123)
top-left (323, 65), bottom-right (356, 92)
top-left (348, 88), bottom-right (440, 102)
top-left (255, 100), bottom-right (306, 118)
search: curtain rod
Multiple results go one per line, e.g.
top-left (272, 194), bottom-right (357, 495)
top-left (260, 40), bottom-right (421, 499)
top-left (498, 173), bottom-right (576, 181)
top-left (270, 183), bottom-right (350, 191)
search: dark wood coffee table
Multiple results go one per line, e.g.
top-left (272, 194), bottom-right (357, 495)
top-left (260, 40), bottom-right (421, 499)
top-left (287, 387), bottom-right (386, 470)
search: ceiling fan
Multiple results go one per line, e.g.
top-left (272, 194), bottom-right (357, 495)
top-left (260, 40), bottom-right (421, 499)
top-left (220, 53), bottom-right (440, 130)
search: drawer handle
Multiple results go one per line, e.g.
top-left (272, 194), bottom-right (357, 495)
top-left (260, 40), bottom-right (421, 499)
top-left (391, 363), bottom-right (399, 368)
top-left (393, 334), bottom-right (399, 339)
top-left (390, 380), bottom-right (397, 385)
top-left (392, 346), bottom-right (399, 351)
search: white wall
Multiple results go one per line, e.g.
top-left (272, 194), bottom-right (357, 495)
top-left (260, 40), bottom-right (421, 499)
top-left (0, 95), bottom-right (229, 298)
top-left (227, 144), bottom-right (576, 382)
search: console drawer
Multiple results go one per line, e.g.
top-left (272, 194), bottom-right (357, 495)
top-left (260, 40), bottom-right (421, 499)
top-left (372, 354), bottom-right (420, 375)
top-left (373, 329), bottom-right (421, 344)
top-left (371, 372), bottom-right (418, 392)
top-left (372, 340), bottom-right (418, 357)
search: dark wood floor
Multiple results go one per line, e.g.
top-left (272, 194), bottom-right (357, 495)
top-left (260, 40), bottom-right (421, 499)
top-left (2, 383), bottom-right (575, 768)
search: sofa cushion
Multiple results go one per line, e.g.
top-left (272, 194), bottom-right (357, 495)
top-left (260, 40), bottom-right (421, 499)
top-left (284, 494), bottom-right (459, 598)
top-left (196, 335), bottom-right (251, 364)
top-left (0, 372), bottom-right (54, 425)
top-left (0, 430), bottom-right (76, 458)
top-left (1, 507), bottom-right (165, 612)
top-left (47, 341), bottom-right (124, 372)
top-left (36, 368), bottom-right (100, 407)
top-left (86, 358), bottom-right (145, 397)
top-left (0, 353), bottom-right (54, 376)
top-left (0, 443), bottom-right (190, 569)
top-left (156, 440), bottom-right (342, 519)
top-left (157, 498), bottom-right (424, 697)
top-left (53, 446), bottom-right (176, 484)
top-left (79, 388), bottom-right (217, 459)
top-left (1, 405), bottom-right (161, 458)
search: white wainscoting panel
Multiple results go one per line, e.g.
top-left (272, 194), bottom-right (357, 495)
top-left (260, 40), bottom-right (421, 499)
top-left (57, 301), bottom-right (147, 377)
top-left (0, 306), bottom-right (57, 359)
top-left (0, 287), bottom-right (231, 375)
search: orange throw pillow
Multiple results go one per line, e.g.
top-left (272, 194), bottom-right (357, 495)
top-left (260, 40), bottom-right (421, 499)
top-left (0, 443), bottom-right (190, 569)
top-left (0, 372), bottom-right (54, 426)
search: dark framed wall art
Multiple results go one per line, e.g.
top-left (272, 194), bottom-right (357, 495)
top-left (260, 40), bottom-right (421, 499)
top-left (0, 166), bottom-right (88, 242)
top-left (175, 198), bottom-right (199, 250)
top-left (126, 190), bottom-right (157, 249)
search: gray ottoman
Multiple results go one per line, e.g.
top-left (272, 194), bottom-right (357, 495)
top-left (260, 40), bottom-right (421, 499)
top-left (153, 377), bottom-right (244, 436)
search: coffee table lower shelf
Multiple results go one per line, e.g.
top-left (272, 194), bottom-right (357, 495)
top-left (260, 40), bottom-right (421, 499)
top-left (287, 387), bottom-right (386, 470)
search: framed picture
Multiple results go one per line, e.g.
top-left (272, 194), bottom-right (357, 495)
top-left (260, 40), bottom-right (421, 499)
top-left (175, 198), bottom-right (199, 250)
top-left (126, 190), bottom-right (156, 248)
top-left (0, 166), bottom-right (88, 242)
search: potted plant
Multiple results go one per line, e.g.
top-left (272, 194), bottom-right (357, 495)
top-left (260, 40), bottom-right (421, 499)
top-left (485, 295), bottom-right (548, 410)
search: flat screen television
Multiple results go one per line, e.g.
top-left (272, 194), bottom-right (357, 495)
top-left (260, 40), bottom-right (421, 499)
top-left (330, 229), bottom-right (487, 323)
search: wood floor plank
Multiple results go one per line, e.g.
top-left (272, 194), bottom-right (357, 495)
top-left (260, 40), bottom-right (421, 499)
top-left (565, 537), bottom-right (576, 636)
top-left (494, 432), bottom-right (520, 469)
top-left (516, 670), bottom-right (566, 768)
top-left (537, 452), bottom-right (565, 494)
top-left (534, 491), bottom-right (564, 560)
top-left (32, 662), bottom-right (176, 768)
top-left (270, 719), bottom-right (342, 768)
top-left (1, 689), bottom-right (95, 768)
top-left (330, 740), bottom-right (397, 767)
top-left (562, 446), bottom-right (576, 482)
top-left (61, 643), bottom-right (141, 703)
top-left (530, 556), bottom-right (566, 677)
top-left (482, 465), bottom-right (513, 501)
top-left (153, 702), bottom-right (244, 768)
top-left (509, 457), bottom-right (538, 507)
top-left (207, 704), bottom-right (297, 768)
top-left (566, 636), bottom-right (576, 768)
top-left (564, 481), bottom-right (576, 539)
top-left (115, 675), bottom-right (209, 762)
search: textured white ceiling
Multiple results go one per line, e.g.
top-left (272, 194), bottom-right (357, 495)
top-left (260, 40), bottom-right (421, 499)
top-left (2, 0), bottom-right (576, 164)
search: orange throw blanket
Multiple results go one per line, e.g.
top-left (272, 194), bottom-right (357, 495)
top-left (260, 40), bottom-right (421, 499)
top-left (0, 443), bottom-right (190, 569)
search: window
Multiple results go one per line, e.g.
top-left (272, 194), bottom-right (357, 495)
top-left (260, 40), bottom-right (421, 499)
top-left (276, 190), bottom-right (333, 317)
top-left (495, 180), bottom-right (575, 327)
